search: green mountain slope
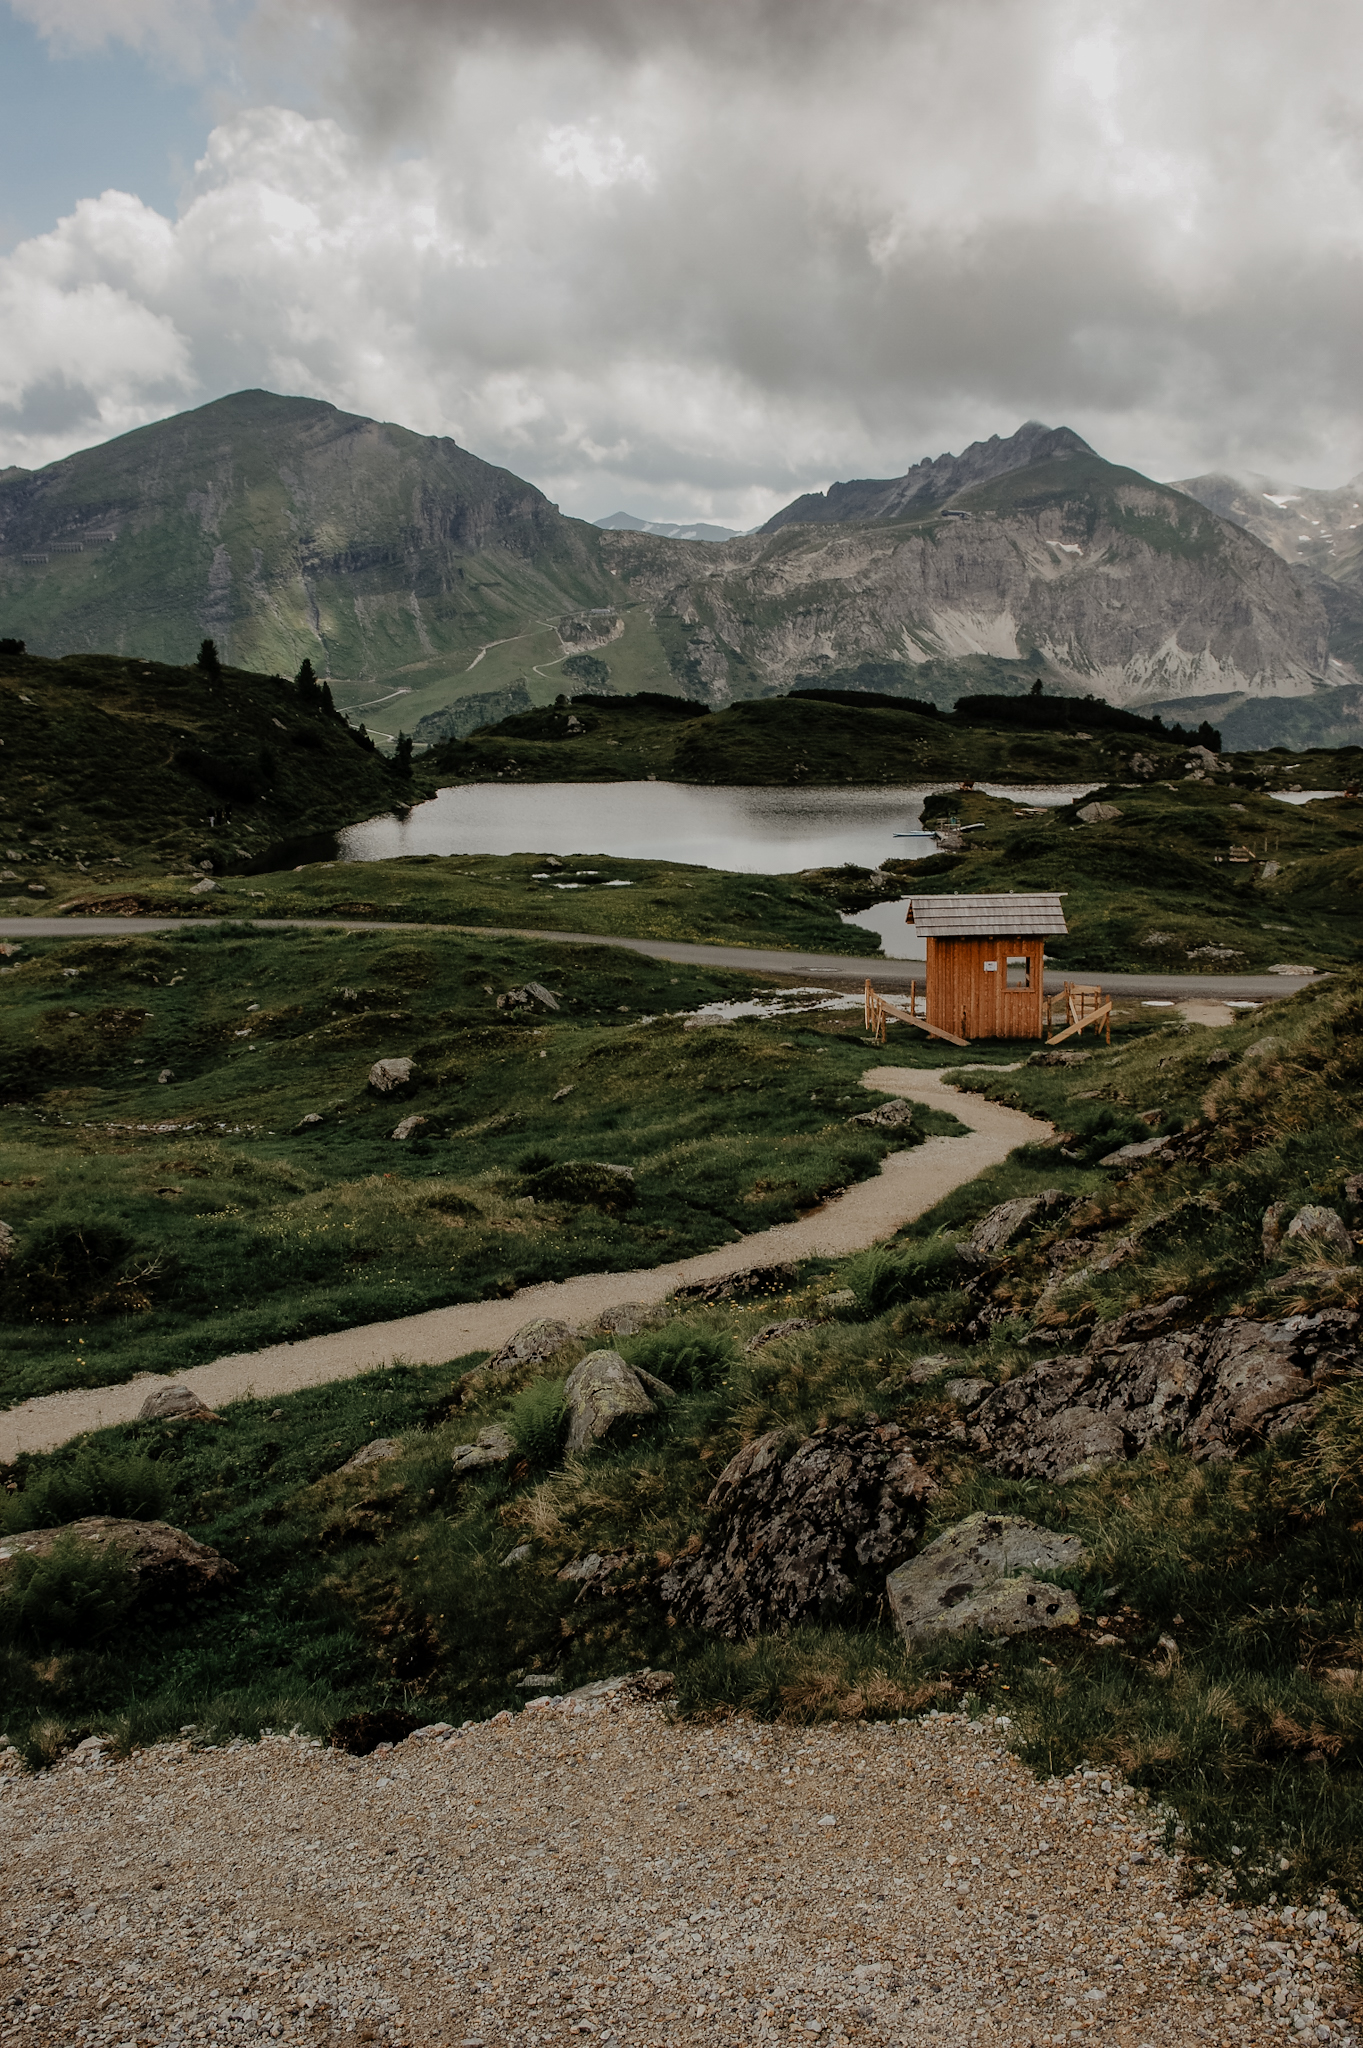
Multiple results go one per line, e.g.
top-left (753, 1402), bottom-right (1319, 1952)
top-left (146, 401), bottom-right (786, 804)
top-left (0, 391), bottom-right (616, 721)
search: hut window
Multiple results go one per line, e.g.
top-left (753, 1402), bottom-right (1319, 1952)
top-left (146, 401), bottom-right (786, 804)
top-left (1006, 955), bottom-right (1031, 989)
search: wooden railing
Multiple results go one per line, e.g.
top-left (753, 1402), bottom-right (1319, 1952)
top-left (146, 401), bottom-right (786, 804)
top-left (864, 980), bottom-right (968, 1049)
top-left (1044, 980), bottom-right (1112, 1046)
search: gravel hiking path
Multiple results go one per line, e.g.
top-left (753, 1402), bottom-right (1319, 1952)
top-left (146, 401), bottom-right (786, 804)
top-left (0, 916), bottom-right (1311, 1004)
top-left (0, 1068), bottom-right (1047, 1461)
top-left (4, 1696), bottom-right (1352, 2048)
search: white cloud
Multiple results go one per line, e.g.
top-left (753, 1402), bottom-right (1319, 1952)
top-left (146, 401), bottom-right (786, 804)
top-left (2, 0), bottom-right (1363, 510)
top-left (8, 0), bottom-right (221, 70)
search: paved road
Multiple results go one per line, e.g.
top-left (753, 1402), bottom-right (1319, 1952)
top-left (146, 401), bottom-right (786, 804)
top-left (0, 915), bottom-right (1317, 1003)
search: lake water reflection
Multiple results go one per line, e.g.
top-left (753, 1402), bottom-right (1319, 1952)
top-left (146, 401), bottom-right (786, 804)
top-left (337, 779), bottom-right (1098, 875)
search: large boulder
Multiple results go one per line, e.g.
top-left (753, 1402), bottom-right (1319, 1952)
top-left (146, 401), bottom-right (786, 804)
top-left (368, 1057), bottom-right (414, 1093)
top-left (0, 1518), bottom-right (236, 1602)
top-left (970, 1306), bottom-right (1359, 1480)
top-left (659, 1422), bottom-right (935, 1638)
top-left (563, 1352), bottom-right (661, 1452)
top-left (137, 1383), bottom-right (220, 1424)
top-left (887, 1514), bottom-right (1085, 1644)
top-left (960, 1189), bottom-right (1066, 1267)
top-left (485, 1318), bottom-right (578, 1374)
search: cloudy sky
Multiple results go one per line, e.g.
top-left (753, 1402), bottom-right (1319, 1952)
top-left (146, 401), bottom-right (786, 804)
top-left (2, 0), bottom-right (1362, 525)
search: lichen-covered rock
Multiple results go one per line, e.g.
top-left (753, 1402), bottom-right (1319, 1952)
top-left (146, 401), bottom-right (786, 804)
top-left (969, 1307), bottom-right (1359, 1480)
top-left (673, 1264), bottom-right (798, 1305)
top-left (137, 1384), bottom-right (220, 1424)
top-left (450, 1425), bottom-right (515, 1474)
top-left (390, 1114), bottom-right (427, 1141)
top-left (0, 1517), bottom-right (237, 1602)
top-left (960, 1189), bottom-right (1066, 1267)
top-left (886, 1513), bottom-right (1085, 1644)
top-left (563, 1351), bottom-right (656, 1452)
top-left (368, 1057), bottom-right (414, 1093)
top-left (341, 1438), bottom-right (404, 1471)
top-left (659, 1422), bottom-right (935, 1638)
top-left (579, 1301), bottom-right (673, 1339)
top-left (846, 1098), bottom-right (917, 1130)
top-left (485, 1318), bottom-right (578, 1374)
top-left (1285, 1206), bottom-right (1354, 1263)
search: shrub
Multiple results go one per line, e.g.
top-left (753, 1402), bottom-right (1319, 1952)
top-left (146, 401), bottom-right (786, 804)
top-left (523, 1161), bottom-right (638, 1209)
top-left (624, 1325), bottom-right (736, 1392)
top-left (1, 1221), bottom-right (155, 1322)
top-left (0, 1533), bottom-right (136, 1648)
top-left (505, 1377), bottom-right (569, 1466)
top-left (1, 1452), bottom-right (172, 1534)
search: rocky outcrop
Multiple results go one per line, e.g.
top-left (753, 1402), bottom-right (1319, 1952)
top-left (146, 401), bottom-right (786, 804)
top-left (0, 1518), bottom-right (237, 1601)
top-left (341, 1438), bottom-right (404, 1472)
top-left (563, 1352), bottom-right (669, 1452)
top-left (886, 1513), bottom-right (1084, 1644)
top-left (659, 1422), bottom-right (935, 1638)
top-left (969, 1306), bottom-right (1359, 1480)
top-left (673, 1263), bottom-right (798, 1304)
top-left (846, 1098), bottom-right (916, 1130)
top-left (1285, 1206), bottom-right (1355, 1264)
top-left (579, 1301), bottom-right (673, 1339)
top-left (745, 1318), bottom-right (818, 1353)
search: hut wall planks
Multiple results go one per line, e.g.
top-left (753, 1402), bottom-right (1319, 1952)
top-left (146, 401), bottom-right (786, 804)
top-left (924, 933), bottom-right (1045, 1041)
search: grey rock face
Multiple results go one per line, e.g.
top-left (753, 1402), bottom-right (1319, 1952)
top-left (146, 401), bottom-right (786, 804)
top-left (886, 1514), bottom-right (1085, 1644)
top-left (563, 1351), bottom-right (656, 1452)
top-left (961, 1189), bottom-right (1066, 1267)
top-left (485, 1318), bottom-right (578, 1374)
top-left (1099, 1134), bottom-right (1171, 1167)
top-left (659, 1422), bottom-right (935, 1639)
top-left (342, 1438), bottom-right (404, 1472)
top-left (450, 1425), bottom-right (515, 1474)
top-left (1077, 802), bottom-right (1123, 823)
top-left (137, 1384), bottom-right (219, 1423)
top-left (1285, 1206), bottom-right (1354, 1263)
top-left (970, 1307), bottom-right (1359, 1479)
top-left (368, 1057), bottom-right (414, 1093)
top-left (846, 1098), bottom-right (916, 1129)
top-left (0, 1517), bottom-right (237, 1601)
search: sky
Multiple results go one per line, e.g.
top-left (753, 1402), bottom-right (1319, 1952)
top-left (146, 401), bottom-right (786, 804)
top-left (2, 0), bottom-right (1362, 527)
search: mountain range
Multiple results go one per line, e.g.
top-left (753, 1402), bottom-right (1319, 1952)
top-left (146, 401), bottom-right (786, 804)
top-left (594, 511), bottom-right (740, 543)
top-left (2, 392), bottom-right (1360, 748)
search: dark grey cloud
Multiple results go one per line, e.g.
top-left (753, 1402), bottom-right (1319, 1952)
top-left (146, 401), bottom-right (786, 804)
top-left (3, 0), bottom-right (1363, 514)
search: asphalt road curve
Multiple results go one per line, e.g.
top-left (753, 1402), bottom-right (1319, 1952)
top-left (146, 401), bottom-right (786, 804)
top-left (0, 915), bottom-right (1318, 1003)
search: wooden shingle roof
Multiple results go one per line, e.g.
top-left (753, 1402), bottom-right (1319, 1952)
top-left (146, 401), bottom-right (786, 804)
top-left (907, 893), bottom-right (1068, 937)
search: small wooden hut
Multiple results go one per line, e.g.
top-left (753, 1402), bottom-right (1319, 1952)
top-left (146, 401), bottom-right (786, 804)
top-left (907, 892), bottom-right (1068, 1042)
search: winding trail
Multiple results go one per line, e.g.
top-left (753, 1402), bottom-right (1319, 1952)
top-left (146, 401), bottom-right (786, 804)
top-left (0, 1065), bottom-right (1048, 1461)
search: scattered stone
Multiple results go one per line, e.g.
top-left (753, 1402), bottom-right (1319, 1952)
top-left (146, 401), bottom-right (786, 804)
top-left (295, 1112), bottom-right (324, 1129)
top-left (846, 1097), bottom-right (916, 1129)
top-left (516, 1672), bottom-right (563, 1692)
top-left (1270, 1264), bottom-right (1360, 1295)
top-left (563, 1352), bottom-right (658, 1452)
top-left (341, 1438), bottom-right (404, 1472)
top-left (821, 1287), bottom-right (858, 1311)
top-left (660, 1422), bottom-right (935, 1638)
top-left (451, 1426), bottom-right (516, 1474)
top-left (565, 1669), bottom-right (673, 1702)
top-left (942, 1377), bottom-right (991, 1409)
top-left (1076, 802), bottom-right (1123, 823)
top-left (552, 1085), bottom-right (575, 1101)
top-left (390, 1114), bottom-right (427, 1141)
top-left (0, 1517), bottom-right (237, 1602)
top-left (190, 878), bottom-right (217, 894)
top-left (1267, 964), bottom-right (1318, 976)
top-left (579, 1300), bottom-right (673, 1338)
top-left (485, 1317), bottom-right (578, 1374)
top-left (498, 982), bottom-right (560, 1011)
top-left (673, 1263), bottom-right (798, 1304)
top-left (968, 1306), bottom-right (1359, 1479)
top-left (1099, 1134), bottom-right (1171, 1167)
top-left (1027, 1049), bottom-right (1091, 1067)
top-left (501, 1545), bottom-right (532, 1568)
top-left (157, 1068), bottom-right (174, 1084)
top-left (960, 1189), bottom-right (1066, 1266)
top-left (1285, 1204), bottom-right (1354, 1263)
top-left (137, 1384), bottom-right (220, 1424)
top-left (744, 1317), bottom-right (817, 1353)
top-left (368, 1057), bottom-right (414, 1093)
top-left (1262, 1201), bottom-right (1290, 1259)
top-left (886, 1513), bottom-right (1085, 1644)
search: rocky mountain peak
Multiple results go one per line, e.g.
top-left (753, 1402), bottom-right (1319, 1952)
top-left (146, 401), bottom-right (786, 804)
top-left (759, 420), bottom-right (1096, 532)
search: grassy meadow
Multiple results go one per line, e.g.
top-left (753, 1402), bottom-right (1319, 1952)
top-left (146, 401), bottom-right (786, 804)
top-left (0, 922), bottom-right (969, 1406)
top-left (4, 971), bottom-right (1363, 1907)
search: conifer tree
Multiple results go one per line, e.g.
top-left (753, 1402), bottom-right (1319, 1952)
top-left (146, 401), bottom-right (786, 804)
top-left (295, 657), bottom-right (317, 703)
top-left (196, 637), bottom-right (221, 679)
top-left (394, 731), bottom-right (414, 778)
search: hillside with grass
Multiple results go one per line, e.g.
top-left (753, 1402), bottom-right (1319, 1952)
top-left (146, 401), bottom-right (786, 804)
top-left (4, 967), bottom-right (1363, 1909)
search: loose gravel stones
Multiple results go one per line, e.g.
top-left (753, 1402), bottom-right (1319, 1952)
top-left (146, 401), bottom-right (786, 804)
top-left (4, 1707), bottom-right (1357, 2047)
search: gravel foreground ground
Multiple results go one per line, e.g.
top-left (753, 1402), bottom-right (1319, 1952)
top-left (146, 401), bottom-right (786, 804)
top-left (4, 1698), bottom-right (1359, 2048)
